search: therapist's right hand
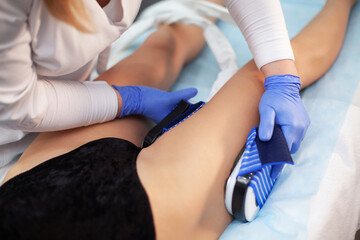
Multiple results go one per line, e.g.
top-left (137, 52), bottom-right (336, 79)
top-left (258, 74), bottom-right (310, 154)
top-left (113, 85), bottom-right (197, 123)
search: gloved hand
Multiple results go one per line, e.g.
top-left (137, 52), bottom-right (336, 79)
top-left (258, 74), bottom-right (310, 154)
top-left (113, 85), bottom-right (197, 123)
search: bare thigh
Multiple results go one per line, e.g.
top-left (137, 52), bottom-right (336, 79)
top-left (136, 1), bottom-right (355, 239)
top-left (137, 64), bottom-right (263, 240)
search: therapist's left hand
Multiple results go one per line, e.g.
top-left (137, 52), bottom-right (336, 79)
top-left (258, 74), bottom-right (310, 154)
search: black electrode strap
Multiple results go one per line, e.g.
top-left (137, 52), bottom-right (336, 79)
top-left (142, 100), bottom-right (205, 148)
top-left (254, 125), bottom-right (294, 179)
top-left (142, 100), bottom-right (190, 148)
top-left (254, 125), bottom-right (293, 166)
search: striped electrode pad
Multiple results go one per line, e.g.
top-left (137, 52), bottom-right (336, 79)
top-left (236, 128), bottom-right (278, 208)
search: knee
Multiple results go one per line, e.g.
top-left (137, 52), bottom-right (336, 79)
top-left (143, 25), bottom-right (178, 55)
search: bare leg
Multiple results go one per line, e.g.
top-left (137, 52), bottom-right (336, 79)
top-left (137, 1), bottom-right (356, 239)
top-left (98, 24), bottom-right (206, 90)
top-left (292, 0), bottom-right (355, 87)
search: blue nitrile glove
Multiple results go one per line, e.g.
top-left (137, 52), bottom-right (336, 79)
top-left (258, 74), bottom-right (310, 154)
top-left (113, 85), bottom-right (198, 123)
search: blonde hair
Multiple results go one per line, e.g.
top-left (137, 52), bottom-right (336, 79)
top-left (43, 0), bottom-right (94, 32)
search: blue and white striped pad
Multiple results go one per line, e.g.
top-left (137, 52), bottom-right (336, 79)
top-left (237, 127), bottom-right (291, 208)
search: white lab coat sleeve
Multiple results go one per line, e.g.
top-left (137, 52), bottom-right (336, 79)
top-left (0, 0), bottom-right (118, 132)
top-left (223, 0), bottom-right (295, 69)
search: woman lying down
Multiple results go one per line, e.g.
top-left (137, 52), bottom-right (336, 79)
top-left (0, 0), bottom-right (355, 239)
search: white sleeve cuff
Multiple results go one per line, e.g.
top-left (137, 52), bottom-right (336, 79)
top-left (34, 80), bottom-right (118, 131)
top-left (223, 0), bottom-right (295, 69)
